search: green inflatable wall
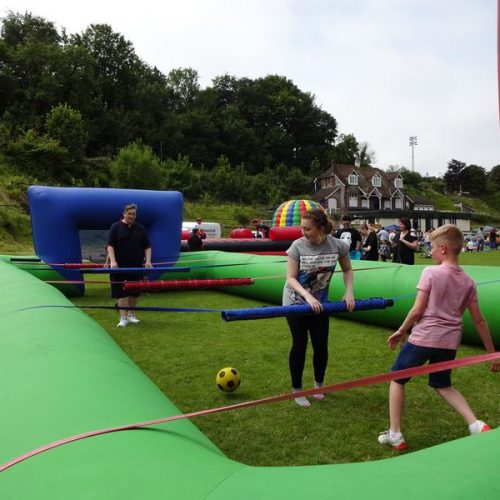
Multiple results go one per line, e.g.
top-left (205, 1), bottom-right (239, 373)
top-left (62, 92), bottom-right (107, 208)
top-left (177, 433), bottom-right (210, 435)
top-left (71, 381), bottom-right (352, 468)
top-left (169, 252), bottom-right (500, 348)
top-left (1, 254), bottom-right (499, 498)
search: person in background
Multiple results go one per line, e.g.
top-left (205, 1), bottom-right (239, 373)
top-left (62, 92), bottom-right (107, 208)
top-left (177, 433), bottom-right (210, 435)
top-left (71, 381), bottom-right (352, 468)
top-left (378, 226), bottom-right (389, 243)
top-left (476, 228), bottom-right (484, 252)
top-left (378, 237), bottom-right (391, 262)
top-left (194, 217), bottom-right (207, 239)
top-left (489, 228), bottom-right (497, 250)
top-left (378, 225), bottom-right (499, 450)
top-left (423, 228), bottom-right (434, 257)
top-left (252, 218), bottom-right (271, 238)
top-left (392, 217), bottom-right (418, 265)
top-left (107, 203), bottom-right (152, 328)
top-left (335, 215), bottom-right (362, 253)
top-left (284, 208), bottom-right (355, 408)
top-left (360, 223), bottom-right (379, 261)
top-left (187, 227), bottom-right (204, 251)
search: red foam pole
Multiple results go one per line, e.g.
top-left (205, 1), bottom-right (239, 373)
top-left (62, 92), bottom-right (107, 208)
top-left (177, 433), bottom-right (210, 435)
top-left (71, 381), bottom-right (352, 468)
top-left (123, 278), bottom-right (255, 292)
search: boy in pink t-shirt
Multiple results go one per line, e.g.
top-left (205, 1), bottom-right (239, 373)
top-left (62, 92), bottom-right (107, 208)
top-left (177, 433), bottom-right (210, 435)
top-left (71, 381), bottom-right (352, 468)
top-left (378, 225), bottom-right (499, 450)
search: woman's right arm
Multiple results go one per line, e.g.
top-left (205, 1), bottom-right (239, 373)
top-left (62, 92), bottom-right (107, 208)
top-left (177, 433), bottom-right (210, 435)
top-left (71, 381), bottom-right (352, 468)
top-left (107, 245), bottom-right (118, 268)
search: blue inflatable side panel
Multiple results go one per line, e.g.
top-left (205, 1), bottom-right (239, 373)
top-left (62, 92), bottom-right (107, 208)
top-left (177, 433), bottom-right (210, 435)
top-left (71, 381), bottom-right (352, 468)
top-left (28, 186), bottom-right (183, 295)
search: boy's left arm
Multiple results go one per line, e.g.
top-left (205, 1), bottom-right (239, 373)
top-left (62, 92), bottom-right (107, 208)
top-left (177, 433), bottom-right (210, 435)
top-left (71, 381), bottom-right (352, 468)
top-left (468, 301), bottom-right (500, 372)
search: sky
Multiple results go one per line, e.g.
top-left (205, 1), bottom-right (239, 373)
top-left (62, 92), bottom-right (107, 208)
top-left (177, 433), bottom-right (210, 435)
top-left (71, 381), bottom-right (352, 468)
top-left (1, 0), bottom-right (499, 177)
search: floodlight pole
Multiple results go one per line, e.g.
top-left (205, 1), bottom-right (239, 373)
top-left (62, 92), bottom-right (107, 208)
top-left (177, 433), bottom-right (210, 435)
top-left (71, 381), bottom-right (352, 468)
top-left (409, 136), bottom-right (418, 172)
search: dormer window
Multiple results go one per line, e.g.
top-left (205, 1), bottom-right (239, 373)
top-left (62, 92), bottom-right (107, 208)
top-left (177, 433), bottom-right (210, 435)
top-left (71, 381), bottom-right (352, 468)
top-left (394, 177), bottom-right (403, 188)
top-left (372, 175), bottom-right (381, 187)
top-left (348, 173), bottom-right (358, 185)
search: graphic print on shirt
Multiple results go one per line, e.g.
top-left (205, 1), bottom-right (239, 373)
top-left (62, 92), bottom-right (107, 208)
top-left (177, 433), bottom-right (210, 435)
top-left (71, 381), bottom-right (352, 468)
top-left (339, 231), bottom-right (352, 247)
top-left (295, 253), bottom-right (339, 302)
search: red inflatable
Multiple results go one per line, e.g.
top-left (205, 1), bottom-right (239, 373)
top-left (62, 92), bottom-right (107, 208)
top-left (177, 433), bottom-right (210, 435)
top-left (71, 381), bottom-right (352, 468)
top-left (269, 226), bottom-right (302, 241)
top-left (230, 228), bottom-right (254, 238)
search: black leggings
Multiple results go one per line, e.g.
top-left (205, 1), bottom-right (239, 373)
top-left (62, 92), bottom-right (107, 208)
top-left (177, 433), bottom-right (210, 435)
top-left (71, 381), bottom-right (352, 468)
top-left (286, 314), bottom-right (330, 389)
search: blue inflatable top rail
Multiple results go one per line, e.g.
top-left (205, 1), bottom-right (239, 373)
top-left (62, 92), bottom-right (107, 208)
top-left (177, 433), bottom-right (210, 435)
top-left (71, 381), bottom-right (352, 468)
top-left (221, 298), bottom-right (394, 322)
top-left (84, 266), bottom-right (190, 274)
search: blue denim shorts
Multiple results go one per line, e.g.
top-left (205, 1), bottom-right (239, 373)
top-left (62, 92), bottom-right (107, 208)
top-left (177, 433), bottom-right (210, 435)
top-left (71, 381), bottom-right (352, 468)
top-left (391, 341), bottom-right (456, 388)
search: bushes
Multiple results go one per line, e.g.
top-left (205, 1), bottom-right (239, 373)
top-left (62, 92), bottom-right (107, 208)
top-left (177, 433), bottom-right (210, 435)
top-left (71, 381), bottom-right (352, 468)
top-left (109, 140), bottom-right (163, 189)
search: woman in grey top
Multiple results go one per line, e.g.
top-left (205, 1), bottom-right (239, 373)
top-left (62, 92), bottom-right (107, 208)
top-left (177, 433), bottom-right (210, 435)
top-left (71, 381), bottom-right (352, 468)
top-left (284, 209), bottom-right (355, 407)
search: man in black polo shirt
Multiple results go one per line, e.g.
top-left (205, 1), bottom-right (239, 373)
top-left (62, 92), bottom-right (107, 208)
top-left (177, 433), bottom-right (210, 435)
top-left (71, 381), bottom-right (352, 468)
top-left (107, 203), bottom-right (152, 327)
top-left (334, 215), bottom-right (362, 253)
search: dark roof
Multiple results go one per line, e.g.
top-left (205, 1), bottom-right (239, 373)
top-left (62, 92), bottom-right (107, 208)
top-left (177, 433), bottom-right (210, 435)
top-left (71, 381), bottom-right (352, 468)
top-left (316, 162), bottom-right (403, 198)
top-left (311, 187), bottom-right (337, 201)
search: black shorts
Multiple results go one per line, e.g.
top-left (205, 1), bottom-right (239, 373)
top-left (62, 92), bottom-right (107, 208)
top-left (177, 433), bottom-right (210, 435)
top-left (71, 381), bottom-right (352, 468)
top-left (110, 272), bottom-right (143, 299)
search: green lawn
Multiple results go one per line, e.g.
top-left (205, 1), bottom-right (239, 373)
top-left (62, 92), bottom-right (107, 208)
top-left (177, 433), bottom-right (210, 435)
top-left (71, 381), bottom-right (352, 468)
top-left (416, 248), bottom-right (500, 266)
top-left (72, 249), bottom-right (500, 466)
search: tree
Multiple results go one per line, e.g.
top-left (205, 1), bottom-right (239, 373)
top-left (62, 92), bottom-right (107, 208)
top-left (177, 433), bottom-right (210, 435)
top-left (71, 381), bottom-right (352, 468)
top-left (460, 165), bottom-right (486, 196)
top-left (110, 141), bottom-right (162, 189)
top-left (45, 103), bottom-right (88, 161)
top-left (488, 165), bottom-right (500, 191)
top-left (397, 167), bottom-right (423, 191)
top-left (356, 141), bottom-right (376, 167)
top-left (166, 67), bottom-right (200, 110)
top-left (70, 24), bottom-right (145, 154)
top-left (205, 156), bottom-right (248, 202)
top-left (228, 74), bottom-right (337, 173)
top-left (443, 159), bottom-right (466, 193)
top-left (162, 155), bottom-right (201, 200)
top-left (0, 22), bottom-right (65, 132)
top-left (282, 166), bottom-right (311, 199)
top-left (333, 133), bottom-right (358, 164)
top-left (3, 129), bottom-right (70, 182)
top-left (1, 11), bottom-right (60, 47)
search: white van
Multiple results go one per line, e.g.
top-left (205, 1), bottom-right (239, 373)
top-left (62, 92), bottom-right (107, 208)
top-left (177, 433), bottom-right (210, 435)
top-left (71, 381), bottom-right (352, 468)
top-left (182, 221), bottom-right (221, 239)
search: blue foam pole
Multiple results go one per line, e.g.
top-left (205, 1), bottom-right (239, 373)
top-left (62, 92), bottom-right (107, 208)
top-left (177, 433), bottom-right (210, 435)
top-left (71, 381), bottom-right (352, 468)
top-left (221, 298), bottom-right (394, 322)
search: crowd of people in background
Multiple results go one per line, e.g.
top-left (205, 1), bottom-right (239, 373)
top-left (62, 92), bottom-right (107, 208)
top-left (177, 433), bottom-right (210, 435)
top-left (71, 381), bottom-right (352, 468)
top-left (185, 212), bottom-right (499, 260)
top-left (334, 218), bottom-right (500, 263)
top-left (332, 216), bottom-right (419, 265)
top-left (463, 227), bottom-right (498, 253)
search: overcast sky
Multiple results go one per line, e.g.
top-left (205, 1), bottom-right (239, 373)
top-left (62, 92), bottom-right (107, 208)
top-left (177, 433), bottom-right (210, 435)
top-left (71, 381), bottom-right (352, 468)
top-left (2, 0), bottom-right (499, 176)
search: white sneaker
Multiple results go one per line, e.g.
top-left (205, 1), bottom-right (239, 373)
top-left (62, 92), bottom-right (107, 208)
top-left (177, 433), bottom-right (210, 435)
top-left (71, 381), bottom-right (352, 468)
top-left (469, 420), bottom-right (490, 434)
top-left (127, 314), bottom-right (140, 324)
top-left (377, 430), bottom-right (407, 450)
top-left (117, 317), bottom-right (129, 328)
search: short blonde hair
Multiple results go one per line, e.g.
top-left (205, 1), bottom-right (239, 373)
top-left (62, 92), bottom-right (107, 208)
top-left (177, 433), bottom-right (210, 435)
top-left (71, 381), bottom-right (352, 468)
top-left (430, 224), bottom-right (463, 255)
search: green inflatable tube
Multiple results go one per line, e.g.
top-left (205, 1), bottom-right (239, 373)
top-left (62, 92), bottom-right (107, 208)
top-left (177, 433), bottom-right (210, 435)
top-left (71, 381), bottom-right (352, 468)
top-left (170, 252), bottom-right (500, 349)
top-left (1, 253), bottom-right (499, 498)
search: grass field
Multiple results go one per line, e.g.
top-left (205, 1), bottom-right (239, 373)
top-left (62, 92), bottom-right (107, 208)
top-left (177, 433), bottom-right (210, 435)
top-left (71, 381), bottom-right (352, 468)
top-left (71, 249), bottom-right (500, 467)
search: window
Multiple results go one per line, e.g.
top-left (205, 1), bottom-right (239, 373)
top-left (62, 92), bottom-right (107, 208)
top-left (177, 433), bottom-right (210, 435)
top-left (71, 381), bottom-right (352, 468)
top-left (349, 194), bottom-right (358, 207)
top-left (372, 175), bottom-right (381, 187)
top-left (394, 178), bottom-right (403, 188)
top-left (384, 200), bottom-right (391, 209)
top-left (395, 197), bottom-right (403, 209)
top-left (361, 198), bottom-right (369, 208)
top-left (327, 198), bottom-right (338, 211)
top-left (348, 174), bottom-right (358, 185)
